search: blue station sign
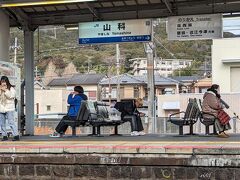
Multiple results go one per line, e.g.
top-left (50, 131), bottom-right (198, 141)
top-left (79, 19), bottom-right (152, 44)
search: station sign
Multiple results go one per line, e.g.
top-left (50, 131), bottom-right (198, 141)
top-left (79, 19), bottom-right (152, 44)
top-left (167, 14), bottom-right (223, 40)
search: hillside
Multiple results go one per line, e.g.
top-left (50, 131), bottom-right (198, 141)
top-left (9, 20), bottom-right (216, 77)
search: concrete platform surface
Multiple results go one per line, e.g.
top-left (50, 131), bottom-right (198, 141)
top-left (0, 133), bottom-right (240, 154)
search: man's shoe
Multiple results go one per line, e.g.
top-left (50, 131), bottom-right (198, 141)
top-left (2, 136), bottom-right (8, 141)
top-left (130, 131), bottom-right (140, 136)
top-left (218, 132), bottom-right (228, 138)
top-left (12, 135), bottom-right (20, 141)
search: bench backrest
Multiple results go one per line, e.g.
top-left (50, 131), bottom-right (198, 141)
top-left (184, 98), bottom-right (201, 121)
top-left (190, 99), bottom-right (201, 121)
top-left (183, 98), bottom-right (194, 120)
top-left (95, 101), bottom-right (109, 119)
top-left (75, 100), bottom-right (98, 122)
top-left (87, 101), bottom-right (98, 120)
top-left (75, 100), bottom-right (89, 122)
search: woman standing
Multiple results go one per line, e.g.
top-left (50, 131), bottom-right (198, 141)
top-left (0, 76), bottom-right (19, 141)
top-left (202, 84), bottom-right (231, 138)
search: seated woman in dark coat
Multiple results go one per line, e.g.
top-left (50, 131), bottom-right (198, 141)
top-left (114, 98), bottom-right (145, 136)
top-left (50, 86), bottom-right (88, 137)
top-left (202, 84), bottom-right (231, 138)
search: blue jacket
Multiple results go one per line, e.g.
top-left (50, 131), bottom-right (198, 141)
top-left (67, 94), bottom-right (83, 117)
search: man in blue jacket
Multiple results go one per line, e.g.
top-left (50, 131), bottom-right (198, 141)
top-left (50, 86), bottom-right (88, 137)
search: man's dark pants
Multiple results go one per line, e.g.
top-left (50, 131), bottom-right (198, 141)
top-left (55, 115), bottom-right (76, 134)
top-left (123, 115), bottom-right (144, 132)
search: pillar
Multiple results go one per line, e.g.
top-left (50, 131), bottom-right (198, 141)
top-left (0, 10), bottom-right (10, 61)
top-left (24, 30), bottom-right (35, 135)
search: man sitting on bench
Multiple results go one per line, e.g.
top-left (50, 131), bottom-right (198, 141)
top-left (50, 86), bottom-right (88, 137)
top-left (114, 98), bottom-right (145, 136)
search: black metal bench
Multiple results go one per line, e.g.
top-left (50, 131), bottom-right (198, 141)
top-left (64, 100), bottom-right (127, 136)
top-left (168, 98), bottom-right (201, 135)
top-left (89, 101), bottom-right (124, 136)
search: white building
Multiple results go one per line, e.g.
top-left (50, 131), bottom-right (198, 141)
top-left (212, 38), bottom-right (240, 93)
top-left (130, 58), bottom-right (192, 77)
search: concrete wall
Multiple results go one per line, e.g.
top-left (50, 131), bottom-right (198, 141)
top-left (0, 153), bottom-right (240, 179)
top-left (212, 38), bottom-right (240, 93)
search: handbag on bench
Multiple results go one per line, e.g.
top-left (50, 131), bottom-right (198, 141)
top-left (217, 109), bottom-right (231, 125)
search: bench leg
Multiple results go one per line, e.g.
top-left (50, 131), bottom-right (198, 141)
top-left (189, 124), bottom-right (193, 135)
top-left (96, 126), bottom-right (101, 137)
top-left (88, 127), bottom-right (97, 136)
top-left (179, 126), bottom-right (183, 135)
top-left (110, 125), bottom-right (122, 136)
top-left (213, 125), bottom-right (217, 135)
top-left (205, 125), bottom-right (210, 135)
top-left (72, 126), bottom-right (76, 136)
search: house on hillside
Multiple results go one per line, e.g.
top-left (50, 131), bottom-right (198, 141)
top-left (130, 58), bottom-right (192, 77)
top-left (99, 74), bottom-right (183, 101)
top-left (171, 76), bottom-right (200, 93)
top-left (47, 73), bottom-right (105, 100)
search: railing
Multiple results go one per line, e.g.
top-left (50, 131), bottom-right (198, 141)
top-left (34, 115), bottom-right (240, 135)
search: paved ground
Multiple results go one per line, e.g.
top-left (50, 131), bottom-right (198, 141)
top-left (0, 133), bottom-right (239, 154)
top-left (17, 133), bottom-right (240, 141)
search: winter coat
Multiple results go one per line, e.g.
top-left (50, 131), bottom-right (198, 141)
top-left (0, 87), bottom-right (16, 113)
top-left (202, 91), bottom-right (223, 117)
top-left (114, 100), bottom-right (139, 118)
top-left (67, 94), bottom-right (83, 117)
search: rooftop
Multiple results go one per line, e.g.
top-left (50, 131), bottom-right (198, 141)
top-left (47, 73), bottom-right (105, 86)
top-left (1, 0), bottom-right (240, 27)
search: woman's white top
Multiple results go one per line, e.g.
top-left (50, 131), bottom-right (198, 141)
top-left (0, 87), bottom-right (16, 113)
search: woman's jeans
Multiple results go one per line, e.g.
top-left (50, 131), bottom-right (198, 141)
top-left (0, 111), bottom-right (19, 137)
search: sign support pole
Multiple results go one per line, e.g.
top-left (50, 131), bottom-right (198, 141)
top-left (145, 42), bottom-right (155, 133)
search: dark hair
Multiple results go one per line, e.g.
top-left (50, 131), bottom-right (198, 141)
top-left (74, 86), bottom-right (84, 94)
top-left (207, 84), bottom-right (220, 98)
top-left (0, 76), bottom-right (14, 90)
top-left (208, 84), bottom-right (219, 91)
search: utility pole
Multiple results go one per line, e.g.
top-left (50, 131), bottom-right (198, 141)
top-left (145, 42), bottom-right (156, 133)
top-left (116, 44), bottom-right (120, 102)
top-left (12, 37), bottom-right (21, 64)
top-left (14, 37), bottom-right (17, 64)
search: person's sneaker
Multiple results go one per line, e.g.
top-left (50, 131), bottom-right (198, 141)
top-left (218, 132), bottom-right (229, 138)
top-left (138, 131), bottom-right (146, 136)
top-left (2, 136), bottom-right (8, 141)
top-left (49, 132), bottom-right (62, 138)
top-left (130, 131), bottom-right (140, 136)
top-left (12, 135), bottom-right (20, 141)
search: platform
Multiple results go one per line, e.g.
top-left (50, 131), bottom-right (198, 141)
top-left (1, 133), bottom-right (240, 154)
top-left (1, 134), bottom-right (240, 179)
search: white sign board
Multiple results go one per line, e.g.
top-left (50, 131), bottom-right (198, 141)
top-left (167, 14), bottom-right (223, 40)
top-left (79, 19), bottom-right (152, 44)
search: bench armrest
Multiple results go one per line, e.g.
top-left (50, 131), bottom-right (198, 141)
top-left (169, 111), bottom-right (185, 119)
